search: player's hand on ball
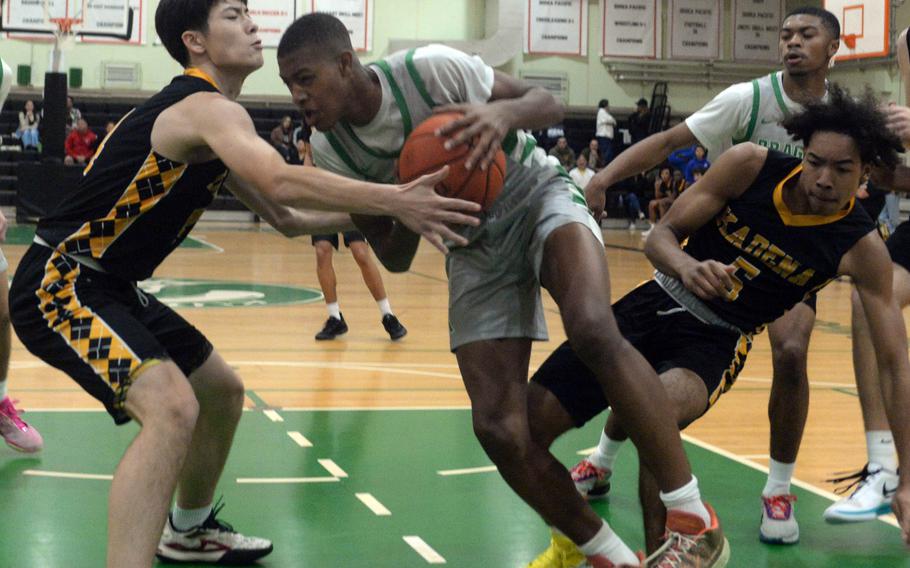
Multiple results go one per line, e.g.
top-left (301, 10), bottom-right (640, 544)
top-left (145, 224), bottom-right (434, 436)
top-left (395, 166), bottom-right (481, 253)
top-left (680, 260), bottom-right (737, 301)
top-left (433, 103), bottom-right (510, 171)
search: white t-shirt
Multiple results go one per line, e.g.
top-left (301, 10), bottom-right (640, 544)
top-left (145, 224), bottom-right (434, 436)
top-left (596, 108), bottom-right (616, 139)
top-left (570, 167), bottom-right (595, 189)
top-left (685, 71), bottom-right (825, 160)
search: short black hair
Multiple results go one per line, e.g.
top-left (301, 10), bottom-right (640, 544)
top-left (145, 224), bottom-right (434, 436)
top-left (785, 6), bottom-right (840, 40)
top-left (156, 0), bottom-right (246, 67)
top-left (277, 12), bottom-right (353, 60)
top-left (598, 99), bottom-right (609, 108)
top-left (783, 85), bottom-right (903, 169)
top-left (636, 98), bottom-right (648, 107)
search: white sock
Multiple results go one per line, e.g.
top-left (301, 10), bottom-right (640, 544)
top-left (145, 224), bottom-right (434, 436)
top-left (589, 429), bottom-right (624, 471)
top-left (326, 302), bottom-right (341, 319)
top-left (577, 520), bottom-right (639, 564)
top-left (171, 504), bottom-right (213, 531)
top-left (867, 430), bottom-right (898, 472)
top-left (660, 476), bottom-right (711, 527)
top-left (0, 382), bottom-right (7, 400)
top-left (762, 459), bottom-right (795, 496)
top-left (377, 298), bottom-right (392, 316)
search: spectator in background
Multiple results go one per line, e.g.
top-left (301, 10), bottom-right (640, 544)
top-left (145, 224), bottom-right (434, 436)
top-left (683, 144), bottom-right (710, 185)
top-left (627, 97), bottom-right (651, 143)
top-left (595, 99), bottom-right (616, 164)
top-left (271, 115), bottom-right (294, 162)
top-left (547, 136), bottom-right (575, 169)
top-left (569, 154), bottom-right (594, 189)
top-left (63, 118), bottom-right (97, 165)
top-left (580, 138), bottom-right (605, 171)
top-left (644, 166), bottom-right (676, 236)
top-left (689, 167), bottom-right (707, 187)
top-left (291, 118), bottom-right (309, 147)
top-left (15, 99), bottom-right (40, 151)
top-left (65, 96), bottom-right (82, 133)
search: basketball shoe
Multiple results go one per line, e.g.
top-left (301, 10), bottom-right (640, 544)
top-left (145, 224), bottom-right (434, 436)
top-left (823, 463), bottom-right (897, 523)
top-left (382, 314), bottom-right (407, 340)
top-left (157, 502), bottom-right (273, 564)
top-left (315, 314), bottom-right (348, 340)
top-left (527, 530), bottom-right (587, 568)
top-left (570, 458), bottom-right (612, 500)
top-left (759, 494), bottom-right (799, 544)
top-left (645, 503), bottom-right (729, 567)
top-left (0, 396), bottom-right (43, 453)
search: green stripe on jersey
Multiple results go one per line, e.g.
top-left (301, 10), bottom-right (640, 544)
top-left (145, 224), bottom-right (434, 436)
top-left (733, 79), bottom-right (761, 145)
top-left (324, 133), bottom-right (372, 180)
top-left (373, 59), bottom-right (414, 137)
top-left (405, 49), bottom-right (436, 109)
top-left (770, 72), bottom-right (790, 118)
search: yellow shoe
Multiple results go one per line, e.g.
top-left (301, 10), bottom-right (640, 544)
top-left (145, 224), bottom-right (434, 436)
top-left (528, 531), bottom-right (588, 568)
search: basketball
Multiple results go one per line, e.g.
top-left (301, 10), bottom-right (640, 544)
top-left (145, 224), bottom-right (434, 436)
top-left (398, 112), bottom-right (506, 211)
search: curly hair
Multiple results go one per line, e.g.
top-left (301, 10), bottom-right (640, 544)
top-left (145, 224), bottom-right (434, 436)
top-left (783, 85), bottom-right (904, 170)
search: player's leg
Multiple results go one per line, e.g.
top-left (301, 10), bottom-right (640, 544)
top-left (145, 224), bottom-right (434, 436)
top-left (347, 235), bottom-right (406, 340)
top-left (761, 301), bottom-right (813, 542)
top-left (313, 236), bottom-right (347, 339)
top-left (0, 257), bottom-right (43, 452)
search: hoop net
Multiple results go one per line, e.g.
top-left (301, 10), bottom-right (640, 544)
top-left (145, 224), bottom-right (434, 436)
top-left (843, 33), bottom-right (858, 50)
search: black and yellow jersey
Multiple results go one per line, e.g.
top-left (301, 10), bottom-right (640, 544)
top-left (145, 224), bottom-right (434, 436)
top-left (682, 150), bottom-right (875, 333)
top-left (36, 69), bottom-right (228, 281)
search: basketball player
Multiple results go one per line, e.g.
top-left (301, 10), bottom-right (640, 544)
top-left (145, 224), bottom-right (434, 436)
top-left (278, 13), bottom-right (726, 567)
top-left (0, 56), bottom-right (43, 453)
top-left (7, 0), bottom-right (482, 565)
top-left (526, 88), bottom-right (910, 566)
top-left (577, 7), bottom-right (839, 544)
top-left (823, 25), bottom-right (910, 523)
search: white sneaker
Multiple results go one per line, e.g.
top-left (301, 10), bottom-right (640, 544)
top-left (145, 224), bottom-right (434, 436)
top-left (823, 463), bottom-right (897, 523)
top-left (759, 494), bottom-right (799, 544)
top-left (157, 502), bottom-right (273, 564)
top-left (569, 459), bottom-right (612, 500)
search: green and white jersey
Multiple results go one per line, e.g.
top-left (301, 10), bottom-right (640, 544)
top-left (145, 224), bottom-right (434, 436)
top-left (310, 44), bottom-right (584, 207)
top-left (686, 70), bottom-right (826, 160)
top-left (0, 57), bottom-right (12, 113)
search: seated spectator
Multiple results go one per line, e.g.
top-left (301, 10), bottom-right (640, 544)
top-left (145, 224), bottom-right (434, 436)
top-left (64, 118), bottom-right (98, 165)
top-left (644, 166), bottom-right (677, 236)
top-left (689, 167), bottom-right (707, 186)
top-left (580, 138), bottom-right (605, 171)
top-left (15, 100), bottom-right (40, 150)
top-left (683, 144), bottom-right (710, 185)
top-left (65, 96), bottom-right (82, 133)
top-left (569, 154), bottom-right (594, 189)
top-left (547, 136), bottom-right (575, 169)
top-left (291, 118), bottom-right (310, 147)
top-left (271, 115), bottom-right (294, 162)
top-left (667, 145), bottom-right (695, 172)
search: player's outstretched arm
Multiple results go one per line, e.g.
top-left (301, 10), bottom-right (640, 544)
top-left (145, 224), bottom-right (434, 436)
top-left (224, 173), bottom-right (355, 237)
top-left (644, 143), bottom-right (766, 300)
top-left (162, 94), bottom-right (480, 253)
top-left (841, 232), bottom-right (910, 544)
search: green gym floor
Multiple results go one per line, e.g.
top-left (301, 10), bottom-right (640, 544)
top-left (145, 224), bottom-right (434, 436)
top-left (0, 406), bottom-right (905, 567)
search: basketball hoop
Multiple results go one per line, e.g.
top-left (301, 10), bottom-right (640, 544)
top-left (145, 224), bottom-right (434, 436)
top-left (47, 17), bottom-right (82, 73)
top-left (843, 33), bottom-right (858, 50)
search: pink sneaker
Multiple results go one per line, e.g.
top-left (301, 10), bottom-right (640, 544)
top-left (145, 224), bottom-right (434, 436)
top-left (0, 397), bottom-right (43, 453)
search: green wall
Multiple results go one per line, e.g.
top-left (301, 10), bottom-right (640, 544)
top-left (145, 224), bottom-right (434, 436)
top-left (1, 0), bottom-right (904, 112)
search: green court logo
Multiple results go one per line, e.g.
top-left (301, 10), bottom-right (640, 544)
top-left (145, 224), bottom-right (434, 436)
top-left (138, 278), bottom-right (323, 308)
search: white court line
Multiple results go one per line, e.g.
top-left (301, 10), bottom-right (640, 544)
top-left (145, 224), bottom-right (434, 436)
top-left (263, 409), bottom-right (284, 422)
top-left (236, 477), bottom-right (339, 484)
top-left (23, 470), bottom-right (113, 481)
top-left (739, 454), bottom-right (771, 460)
top-left (356, 493), bottom-right (392, 516)
top-left (228, 361), bottom-right (462, 380)
top-left (287, 431), bottom-right (313, 447)
top-left (282, 405), bottom-right (471, 412)
top-left (403, 536), bottom-right (446, 564)
top-left (318, 459), bottom-right (348, 478)
top-left (576, 446), bottom-right (597, 456)
top-left (437, 465), bottom-right (497, 476)
top-left (681, 433), bottom-right (900, 529)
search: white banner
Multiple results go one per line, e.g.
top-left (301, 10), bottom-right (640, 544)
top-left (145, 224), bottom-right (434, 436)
top-left (601, 0), bottom-right (660, 58)
top-left (670, 0), bottom-right (722, 59)
top-left (525, 0), bottom-right (588, 56)
top-left (248, 0), bottom-right (296, 48)
top-left (4, 0), bottom-right (142, 44)
top-left (310, 0), bottom-right (373, 52)
top-left (83, 0), bottom-right (143, 44)
top-left (732, 0), bottom-right (781, 62)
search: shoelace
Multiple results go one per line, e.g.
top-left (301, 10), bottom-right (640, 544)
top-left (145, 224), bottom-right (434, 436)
top-left (764, 495), bottom-right (796, 519)
top-left (651, 531), bottom-right (698, 568)
top-left (201, 499), bottom-right (236, 533)
top-left (0, 399), bottom-right (29, 429)
top-left (827, 465), bottom-right (877, 496)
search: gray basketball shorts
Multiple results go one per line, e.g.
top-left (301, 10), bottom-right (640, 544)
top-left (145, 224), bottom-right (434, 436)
top-left (446, 176), bottom-right (603, 351)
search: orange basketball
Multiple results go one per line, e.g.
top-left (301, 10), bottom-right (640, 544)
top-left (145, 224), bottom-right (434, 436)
top-left (398, 112), bottom-right (506, 211)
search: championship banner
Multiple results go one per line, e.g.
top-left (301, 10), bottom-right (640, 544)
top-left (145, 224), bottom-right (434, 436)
top-left (669, 0), bottom-right (722, 59)
top-left (601, 0), bottom-right (659, 58)
top-left (311, 0), bottom-right (373, 52)
top-left (525, 0), bottom-right (588, 56)
top-left (732, 0), bottom-right (782, 62)
top-left (248, 0), bottom-right (296, 48)
top-left (82, 0), bottom-right (142, 44)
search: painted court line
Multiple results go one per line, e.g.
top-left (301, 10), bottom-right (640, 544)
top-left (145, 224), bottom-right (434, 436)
top-left (23, 470), bottom-right (113, 481)
top-left (236, 477), bottom-right (339, 484)
top-left (437, 465), bottom-right (498, 476)
top-left (318, 459), bottom-right (348, 478)
top-left (403, 536), bottom-right (446, 564)
top-left (288, 431), bottom-right (313, 447)
top-left (263, 409), bottom-right (284, 422)
top-left (356, 493), bottom-right (392, 516)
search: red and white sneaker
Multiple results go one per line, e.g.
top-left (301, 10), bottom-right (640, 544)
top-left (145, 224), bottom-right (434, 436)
top-left (646, 503), bottom-right (730, 567)
top-left (759, 494), bottom-right (799, 544)
top-left (157, 502), bottom-right (273, 565)
top-left (570, 459), bottom-right (612, 500)
top-left (0, 396), bottom-right (43, 453)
